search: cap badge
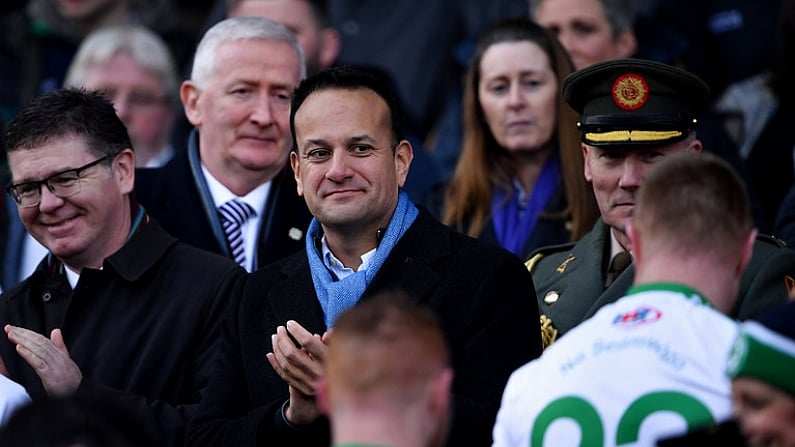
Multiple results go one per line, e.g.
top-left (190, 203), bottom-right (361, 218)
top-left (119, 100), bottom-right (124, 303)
top-left (612, 73), bottom-right (649, 110)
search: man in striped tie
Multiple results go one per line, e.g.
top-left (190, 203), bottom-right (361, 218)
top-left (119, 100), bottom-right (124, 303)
top-left (135, 16), bottom-right (313, 272)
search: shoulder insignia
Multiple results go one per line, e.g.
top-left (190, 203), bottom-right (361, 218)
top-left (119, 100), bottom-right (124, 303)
top-left (540, 314), bottom-right (559, 350)
top-left (757, 232), bottom-right (788, 248)
top-left (525, 253), bottom-right (544, 273)
top-left (786, 275), bottom-right (795, 299)
top-left (556, 254), bottom-right (576, 273)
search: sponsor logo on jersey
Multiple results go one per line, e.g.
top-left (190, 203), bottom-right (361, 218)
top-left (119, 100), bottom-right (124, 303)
top-left (612, 306), bottom-right (662, 328)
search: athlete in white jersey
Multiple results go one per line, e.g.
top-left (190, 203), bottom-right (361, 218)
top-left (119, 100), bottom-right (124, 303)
top-left (493, 283), bottom-right (738, 446)
top-left (493, 152), bottom-right (759, 447)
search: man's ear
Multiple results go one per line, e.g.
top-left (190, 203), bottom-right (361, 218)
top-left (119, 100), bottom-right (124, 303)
top-left (737, 229), bottom-right (758, 277)
top-left (180, 80), bottom-right (202, 127)
top-left (626, 222), bottom-right (640, 263)
top-left (394, 140), bottom-right (414, 188)
top-left (687, 137), bottom-right (703, 154)
top-left (315, 377), bottom-right (331, 417)
top-left (427, 368), bottom-right (454, 435)
top-left (115, 148), bottom-right (136, 194)
top-left (290, 151), bottom-right (304, 197)
top-left (583, 144), bottom-right (593, 182)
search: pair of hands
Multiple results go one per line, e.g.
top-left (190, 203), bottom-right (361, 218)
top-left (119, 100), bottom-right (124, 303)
top-left (0, 325), bottom-right (81, 396)
top-left (266, 320), bottom-right (330, 426)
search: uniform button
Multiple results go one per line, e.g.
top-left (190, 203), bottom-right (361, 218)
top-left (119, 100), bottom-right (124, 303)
top-left (41, 291), bottom-right (52, 302)
top-left (544, 291), bottom-right (560, 304)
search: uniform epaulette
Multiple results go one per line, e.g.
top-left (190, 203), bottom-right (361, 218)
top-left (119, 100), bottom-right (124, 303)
top-left (524, 242), bottom-right (576, 273)
top-left (757, 232), bottom-right (788, 248)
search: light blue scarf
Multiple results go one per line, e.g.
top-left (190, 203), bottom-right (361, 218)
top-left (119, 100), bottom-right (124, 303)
top-left (307, 191), bottom-right (419, 328)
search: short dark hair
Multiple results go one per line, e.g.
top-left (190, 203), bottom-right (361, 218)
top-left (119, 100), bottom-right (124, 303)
top-left (289, 65), bottom-right (405, 150)
top-left (4, 88), bottom-right (132, 159)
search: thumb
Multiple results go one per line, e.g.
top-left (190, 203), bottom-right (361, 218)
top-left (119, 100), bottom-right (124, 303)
top-left (50, 328), bottom-right (68, 352)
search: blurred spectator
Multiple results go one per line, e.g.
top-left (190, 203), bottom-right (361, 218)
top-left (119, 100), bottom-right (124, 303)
top-left (317, 292), bottom-right (454, 447)
top-left (438, 18), bottom-right (598, 257)
top-left (714, 0), bottom-right (795, 232)
top-left (329, 0), bottom-right (527, 142)
top-left (65, 25), bottom-right (178, 168)
top-left (651, 0), bottom-right (781, 103)
top-left (728, 300), bottom-right (795, 446)
top-left (228, 0), bottom-right (340, 75)
top-left (529, 0), bottom-right (639, 70)
top-left (0, 0), bottom-right (139, 122)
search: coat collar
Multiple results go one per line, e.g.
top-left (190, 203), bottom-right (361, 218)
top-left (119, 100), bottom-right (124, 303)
top-left (268, 209), bottom-right (449, 332)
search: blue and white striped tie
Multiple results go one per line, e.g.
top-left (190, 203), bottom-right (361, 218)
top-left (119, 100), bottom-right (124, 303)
top-left (218, 199), bottom-right (256, 268)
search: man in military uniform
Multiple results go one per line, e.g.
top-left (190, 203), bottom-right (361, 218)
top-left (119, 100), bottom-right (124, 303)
top-left (527, 59), bottom-right (795, 346)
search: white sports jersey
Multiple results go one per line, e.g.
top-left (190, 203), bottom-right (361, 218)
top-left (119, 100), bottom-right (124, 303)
top-left (493, 283), bottom-right (739, 447)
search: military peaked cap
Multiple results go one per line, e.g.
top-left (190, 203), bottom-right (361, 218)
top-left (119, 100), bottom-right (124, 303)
top-left (562, 58), bottom-right (710, 146)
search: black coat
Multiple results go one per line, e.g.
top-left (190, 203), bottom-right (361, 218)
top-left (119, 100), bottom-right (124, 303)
top-left (0, 221), bottom-right (246, 447)
top-left (186, 210), bottom-right (542, 447)
top-left (134, 130), bottom-right (313, 269)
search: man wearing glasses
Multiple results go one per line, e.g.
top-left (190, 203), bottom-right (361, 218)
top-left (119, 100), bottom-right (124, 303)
top-left (0, 88), bottom-right (246, 447)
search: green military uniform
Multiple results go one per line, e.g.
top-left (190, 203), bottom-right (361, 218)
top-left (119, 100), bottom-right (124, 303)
top-left (528, 219), bottom-right (795, 342)
top-left (526, 59), bottom-right (795, 346)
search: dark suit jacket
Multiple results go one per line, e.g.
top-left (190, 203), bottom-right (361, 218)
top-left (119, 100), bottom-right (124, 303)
top-left (186, 209), bottom-right (542, 447)
top-left (529, 219), bottom-right (795, 338)
top-left (134, 130), bottom-right (313, 269)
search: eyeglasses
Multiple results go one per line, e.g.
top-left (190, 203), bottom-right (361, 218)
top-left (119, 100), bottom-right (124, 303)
top-left (6, 155), bottom-right (111, 207)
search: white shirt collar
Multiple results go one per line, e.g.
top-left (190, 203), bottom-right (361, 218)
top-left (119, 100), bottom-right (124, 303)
top-left (200, 163), bottom-right (270, 212)
top-left (200, 163), bottom-right (271, 272)
top-left (320, 234), bottom-right (376, 280)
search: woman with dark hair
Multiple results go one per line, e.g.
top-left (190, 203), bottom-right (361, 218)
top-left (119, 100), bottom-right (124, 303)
top-left (441, 18), bottom-right (598, 257)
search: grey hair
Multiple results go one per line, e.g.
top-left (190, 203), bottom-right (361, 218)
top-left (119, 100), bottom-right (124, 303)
top-left (190, 16), bottom-right (307, 88)
top-left (529, 0), bottom-right (645, 38)
top-left (64, 25), bottom-right (179, 104)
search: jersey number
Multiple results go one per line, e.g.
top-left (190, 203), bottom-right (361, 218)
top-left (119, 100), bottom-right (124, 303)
top-left (531, 391), bottom-right (714, 446)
